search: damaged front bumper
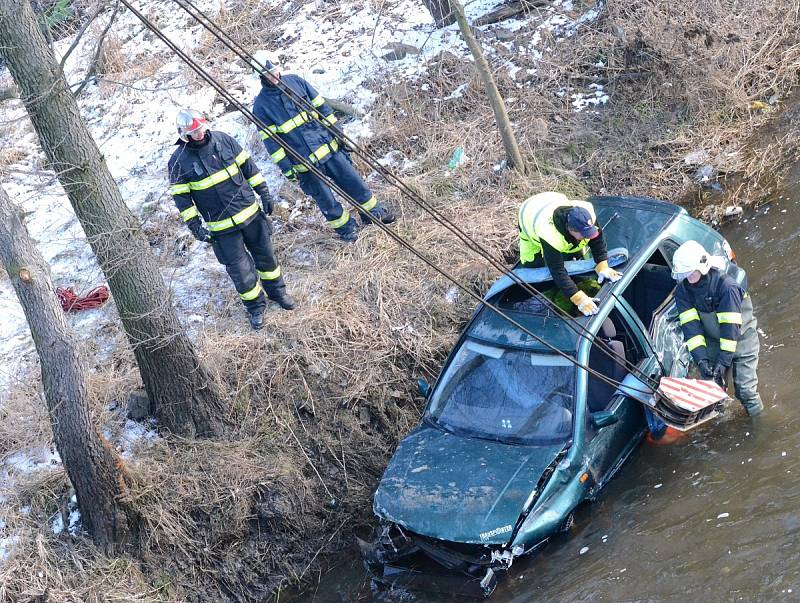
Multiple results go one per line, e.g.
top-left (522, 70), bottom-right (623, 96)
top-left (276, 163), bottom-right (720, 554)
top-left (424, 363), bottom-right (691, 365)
top-left (358, 523), bottom-right (538, 598)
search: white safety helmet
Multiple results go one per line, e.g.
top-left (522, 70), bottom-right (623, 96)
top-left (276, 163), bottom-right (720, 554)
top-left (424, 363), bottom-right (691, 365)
top-left (250, 50), bottom-right (280, 80)
top-left (671, 240), bottom-right (712, 280)
top-left (176, 108), bottom-right (208, 142)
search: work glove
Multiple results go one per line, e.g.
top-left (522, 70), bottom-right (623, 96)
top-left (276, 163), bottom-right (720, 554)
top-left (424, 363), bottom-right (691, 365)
top-left (187, 217), bottom-right (212, 243)
top-left (697, 358), bottom-right (714, 380)
top-left (712, 364), bottom-right (728, 389)
top-left (259, 193), bottom-right (274, 215)
top-left (570, 290), bottom-right (599, 316)
top-left (595, 260), bottom-right (622, 284)
top-left (285, 168), bottom-right (299, 184)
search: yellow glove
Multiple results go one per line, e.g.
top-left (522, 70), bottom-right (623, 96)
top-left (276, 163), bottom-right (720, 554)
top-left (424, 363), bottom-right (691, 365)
top-left (595, 260), bottom-right (622, 284)
top-left (570, 290), bottom-right (599, 316)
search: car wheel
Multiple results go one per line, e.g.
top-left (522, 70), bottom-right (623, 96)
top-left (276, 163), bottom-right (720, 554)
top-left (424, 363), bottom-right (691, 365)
top-left (559, 510), bottom-right (575, 533)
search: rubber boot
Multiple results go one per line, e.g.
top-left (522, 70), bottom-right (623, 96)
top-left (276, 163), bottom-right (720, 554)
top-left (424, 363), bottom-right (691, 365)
top-left (360, 201), bottom-right (395, 226)
top-left (249, 310), bottom-right (265, 330)
top-left (335, 216), bottom-right (358, 242)
top-left (269, 289), bottom-right (296, 311)
top-left (743, 398), bottom-right (764, 417)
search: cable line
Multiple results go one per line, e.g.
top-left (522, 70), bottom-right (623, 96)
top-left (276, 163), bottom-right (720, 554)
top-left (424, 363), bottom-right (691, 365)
top-left (165, 0), bottom-right (662, 390)
top-left (117, 0), bottom-right (656, 397)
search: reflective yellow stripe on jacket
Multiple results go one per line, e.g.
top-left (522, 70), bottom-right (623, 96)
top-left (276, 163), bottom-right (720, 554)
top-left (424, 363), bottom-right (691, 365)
top-left (207, 200), bottom-right (261, 232)
top-left (247, 173), bottom-right (265, 187)
top-left (679, 308), bottom-right (701, 325)
top-left (271, 148), bottom-right (286, 163)
top-left (180, 206), bottom-right (199, 221)
top-left (189, 162), bottom-right (240, 191)
top-left (686, 334), bottom-right (707, 351)
top-left (720, 338), bottom-right (738, 352)
top-left (293, 139), bottom-right (340, 172)
top-left (717, 311), bottom-right (742, 325)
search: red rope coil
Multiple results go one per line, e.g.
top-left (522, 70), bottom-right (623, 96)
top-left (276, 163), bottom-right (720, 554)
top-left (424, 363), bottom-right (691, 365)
top-left (56, 285), bottom-right (110, 312)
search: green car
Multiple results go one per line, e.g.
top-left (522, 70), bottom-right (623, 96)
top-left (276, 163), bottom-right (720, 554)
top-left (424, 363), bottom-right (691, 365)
top-left (364, 196), bottom-right (744, 597)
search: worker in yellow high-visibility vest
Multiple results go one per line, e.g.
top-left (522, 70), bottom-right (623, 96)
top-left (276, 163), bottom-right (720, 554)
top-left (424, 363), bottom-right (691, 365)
top-left (518, 191), bottom-right (621, 316)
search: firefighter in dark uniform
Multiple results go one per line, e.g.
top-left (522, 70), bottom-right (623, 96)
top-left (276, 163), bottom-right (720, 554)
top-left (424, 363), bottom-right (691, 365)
top-left (517, 191), bottom-right (621, 316)
top-left (250, 51), bottom-right (395, 242)
top-left (671, 240), bottom-right (763, 416)
top-left (168, 108), bottom-right (295, 330)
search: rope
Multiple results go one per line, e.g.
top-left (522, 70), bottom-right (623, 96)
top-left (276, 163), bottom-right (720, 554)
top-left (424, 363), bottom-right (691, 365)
top-left (117, 0), bottom-right (654, 397)
top-left (56, 285), bottom-right (110, 311)
top-left (166, 0), bottom-right (661, 391)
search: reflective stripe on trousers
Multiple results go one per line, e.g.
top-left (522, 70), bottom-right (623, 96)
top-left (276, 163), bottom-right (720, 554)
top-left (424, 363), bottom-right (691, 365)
top-left (209, 212), bottom-right (282, 314)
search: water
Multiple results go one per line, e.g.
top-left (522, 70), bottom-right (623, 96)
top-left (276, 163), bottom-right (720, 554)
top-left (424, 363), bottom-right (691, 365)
top-left (305, 182), bottom-right (800, 602)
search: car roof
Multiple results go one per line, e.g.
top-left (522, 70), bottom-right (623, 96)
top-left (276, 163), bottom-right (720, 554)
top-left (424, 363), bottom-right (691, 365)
top-left (468, 196), bottom-right (684, 352)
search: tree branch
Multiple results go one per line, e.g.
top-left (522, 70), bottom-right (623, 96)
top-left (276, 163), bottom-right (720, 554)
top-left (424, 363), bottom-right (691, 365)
top-left (59, 0), bottom-right (107, 72)
top-left (72, 0), bottom-right (120, 97)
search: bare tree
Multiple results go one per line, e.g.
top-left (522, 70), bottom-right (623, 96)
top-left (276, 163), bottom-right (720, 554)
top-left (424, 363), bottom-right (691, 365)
top-left (452, 0), bottom-right (526, 172)
top-left (0, 0), bottom-right (227, 437)
top-left (421, 0), bottom-right (456, 27)
top-left (0, 182), bottom-right (139, 552)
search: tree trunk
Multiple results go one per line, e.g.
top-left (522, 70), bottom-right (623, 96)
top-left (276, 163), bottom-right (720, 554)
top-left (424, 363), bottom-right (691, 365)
top-left (0, 0), bottom-right (226, 437)
top-left (452, 0), bottom-right (526, 172)
top-left (421, 0), bottom-right (457, 27)
top-left (0, 183), bottom-right (139, 552)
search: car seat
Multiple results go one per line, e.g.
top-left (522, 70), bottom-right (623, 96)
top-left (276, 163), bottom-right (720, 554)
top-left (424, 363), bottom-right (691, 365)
top-left (587, 319), bottom-right (627, 412)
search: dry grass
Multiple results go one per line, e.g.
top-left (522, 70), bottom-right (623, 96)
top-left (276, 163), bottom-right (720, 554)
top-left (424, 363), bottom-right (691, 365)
top-left (2, 0), bottom-right (800, 600)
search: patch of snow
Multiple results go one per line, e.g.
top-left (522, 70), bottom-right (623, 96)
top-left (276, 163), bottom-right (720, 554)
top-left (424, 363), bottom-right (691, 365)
top-left (571, 84), bottom-right (609, 112)
top-left (579, 546), bottom-right (589, 555)
top-left (3, 447), bottom-right (61, 475)
top-left (118, 419), bottom-right (160, 459)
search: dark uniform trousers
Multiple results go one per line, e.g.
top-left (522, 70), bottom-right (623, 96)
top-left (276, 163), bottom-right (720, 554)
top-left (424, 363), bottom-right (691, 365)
top-left (211, 212), bottom-right (286, 315)
top-left (298, 151), bottom-right (373, 226)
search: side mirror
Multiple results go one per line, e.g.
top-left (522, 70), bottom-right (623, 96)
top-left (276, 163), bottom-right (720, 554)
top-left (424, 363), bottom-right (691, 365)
top-left (591, 410), bottom-right (618, 429)
top-left (417, 378), bottom-right (430, 398)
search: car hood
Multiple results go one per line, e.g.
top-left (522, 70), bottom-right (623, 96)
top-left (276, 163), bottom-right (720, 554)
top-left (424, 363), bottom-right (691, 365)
top-left (373, 425), bottom-right (565, 545)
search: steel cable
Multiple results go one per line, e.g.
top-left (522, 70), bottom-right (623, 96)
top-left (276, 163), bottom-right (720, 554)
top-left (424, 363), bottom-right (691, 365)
top-left (117, 0), bottom-right (656, 397)
top-left (165, 0), bottom-right (662, 390)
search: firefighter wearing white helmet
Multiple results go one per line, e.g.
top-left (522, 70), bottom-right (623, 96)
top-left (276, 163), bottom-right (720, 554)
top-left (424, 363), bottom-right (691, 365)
top-left (672, 240), bottom-right (763, 416)
top-left (168, 108), bottom-right (295, 330)
top-left (517, 191), bottom-right (621, 317)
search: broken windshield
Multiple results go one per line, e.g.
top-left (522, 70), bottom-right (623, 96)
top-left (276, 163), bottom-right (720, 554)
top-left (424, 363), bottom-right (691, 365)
top-left (426, 340), bottom-right (575, 445)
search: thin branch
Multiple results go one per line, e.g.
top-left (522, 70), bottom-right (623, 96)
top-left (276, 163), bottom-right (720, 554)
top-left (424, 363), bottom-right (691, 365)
top-left (72, 1), bottom-right (120, 97)
top-left (59, 0), bottom-right (107, 71)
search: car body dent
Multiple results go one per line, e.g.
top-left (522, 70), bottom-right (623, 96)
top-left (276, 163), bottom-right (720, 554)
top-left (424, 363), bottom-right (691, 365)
top-left (373, 425), bottom-right (566, 545)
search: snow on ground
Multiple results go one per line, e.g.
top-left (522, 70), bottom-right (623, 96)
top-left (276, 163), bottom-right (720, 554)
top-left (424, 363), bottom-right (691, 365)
top-left (0, 0), bottom-right (599, 472)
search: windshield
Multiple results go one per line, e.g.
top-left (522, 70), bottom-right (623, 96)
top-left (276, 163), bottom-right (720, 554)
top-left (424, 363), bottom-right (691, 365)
top-left (426, 340), bottom-right (575, 445)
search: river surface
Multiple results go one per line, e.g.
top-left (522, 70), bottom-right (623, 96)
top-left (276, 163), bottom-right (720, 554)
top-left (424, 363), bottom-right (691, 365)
top-left (302, 177), bottom-right (800, 601)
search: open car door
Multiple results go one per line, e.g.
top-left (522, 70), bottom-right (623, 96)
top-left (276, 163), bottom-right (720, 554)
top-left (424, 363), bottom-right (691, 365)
top-left (616, 294), bottom-right (726, 431)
